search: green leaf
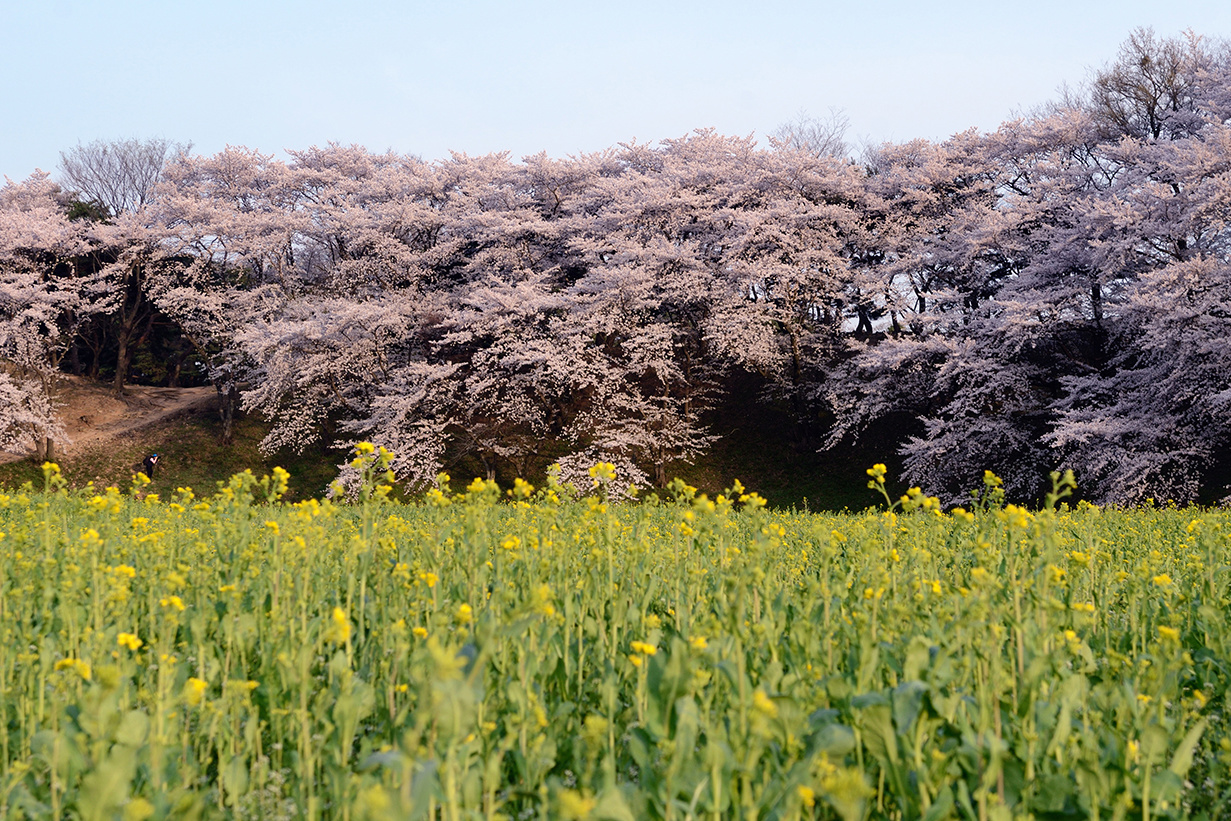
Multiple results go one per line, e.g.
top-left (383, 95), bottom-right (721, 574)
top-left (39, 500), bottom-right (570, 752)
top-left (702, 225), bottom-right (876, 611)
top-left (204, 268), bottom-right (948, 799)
top-left (904, 636), bottom-right (932, 682)
top-left (892, 680), bottom-right (927, 735)
top-left (1168, 718), bottom-right (1208, 777)
top-left (592, 786), bottom-right (637, 821)
top-left (115, 710), bottom-right (149, 748)
top-left (922, 784), bottom-right (955, 821)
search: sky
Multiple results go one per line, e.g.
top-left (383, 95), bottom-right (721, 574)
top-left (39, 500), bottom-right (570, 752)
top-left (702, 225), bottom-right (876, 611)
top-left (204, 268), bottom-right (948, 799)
top-left (3, 0), bottom-right (1231, 181)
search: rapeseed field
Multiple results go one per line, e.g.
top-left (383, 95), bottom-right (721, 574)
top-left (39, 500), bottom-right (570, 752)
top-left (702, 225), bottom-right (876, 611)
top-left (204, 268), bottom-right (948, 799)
top-left (0, 450), bottom-right (1227, 820)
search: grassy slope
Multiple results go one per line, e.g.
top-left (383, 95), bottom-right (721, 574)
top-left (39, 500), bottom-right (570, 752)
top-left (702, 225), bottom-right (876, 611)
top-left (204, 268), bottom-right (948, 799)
top-left (0, 374), bottom-right (910, 510)
top-left (0, 406), bottom-right (338, 503)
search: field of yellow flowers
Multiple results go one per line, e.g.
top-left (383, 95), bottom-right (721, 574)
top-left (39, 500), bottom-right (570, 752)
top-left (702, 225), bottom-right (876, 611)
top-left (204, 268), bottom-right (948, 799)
top-left (1, 450), bottom-right (1228, 820)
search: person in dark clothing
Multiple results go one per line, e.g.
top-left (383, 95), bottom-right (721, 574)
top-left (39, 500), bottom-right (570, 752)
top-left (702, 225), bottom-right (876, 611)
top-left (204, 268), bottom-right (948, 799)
top-left (142, 453), bottom-right (160, 477)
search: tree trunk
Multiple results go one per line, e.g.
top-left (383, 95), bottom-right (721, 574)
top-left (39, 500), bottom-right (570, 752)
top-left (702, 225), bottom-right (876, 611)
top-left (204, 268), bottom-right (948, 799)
top-left (218, 384), bottom-right (239, 445)
top-left (34, 436), bottom-right (55, 462)
top-left (69, 340), bottom-right (83, 376)
top-left (113, 333), bottom-right (131, 393)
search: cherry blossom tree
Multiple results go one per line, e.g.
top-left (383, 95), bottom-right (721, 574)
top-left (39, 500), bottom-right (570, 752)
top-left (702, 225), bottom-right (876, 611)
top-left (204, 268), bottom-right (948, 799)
top-left (149, 146), bottom-right (303, 441)
top-left (0, 173), bottom-right (113, 458)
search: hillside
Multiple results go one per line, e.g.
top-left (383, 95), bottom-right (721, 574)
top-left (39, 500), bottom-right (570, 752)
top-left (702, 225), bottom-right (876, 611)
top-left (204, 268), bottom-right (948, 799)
top-left (0, 377), bottom-right (338, 502)
top-left (0, 376), bottom-right (899, 509)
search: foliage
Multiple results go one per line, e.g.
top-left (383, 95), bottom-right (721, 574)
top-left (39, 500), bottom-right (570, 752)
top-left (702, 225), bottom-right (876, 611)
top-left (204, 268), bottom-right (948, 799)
top-left (5, 30), bottom-right (1231, 503)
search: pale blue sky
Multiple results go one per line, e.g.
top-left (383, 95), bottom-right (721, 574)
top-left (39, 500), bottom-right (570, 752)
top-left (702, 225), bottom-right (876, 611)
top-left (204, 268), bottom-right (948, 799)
top-left (3, 0), bottom-right (1231, 181)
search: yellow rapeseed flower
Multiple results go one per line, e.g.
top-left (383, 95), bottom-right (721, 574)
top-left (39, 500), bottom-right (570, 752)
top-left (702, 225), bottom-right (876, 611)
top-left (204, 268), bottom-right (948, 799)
top-left (752, 688), bottom-right (778, 718)
top-left (630, 641), bottom-right (657, 656)
top-left (185, 677), bottom-right (208, 706)
top-left (558, 789), bottom-right (598, 820)
top-left (54, 658), bottom-right (92, 681)
top-left (117, 633), bottom-right (143, 651)
top-left (328, 607), bottom-right (352, 644)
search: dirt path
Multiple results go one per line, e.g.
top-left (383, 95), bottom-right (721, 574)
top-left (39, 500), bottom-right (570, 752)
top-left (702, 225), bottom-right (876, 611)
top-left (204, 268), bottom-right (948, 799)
top-left (0, 377), bottom-right (217, 464)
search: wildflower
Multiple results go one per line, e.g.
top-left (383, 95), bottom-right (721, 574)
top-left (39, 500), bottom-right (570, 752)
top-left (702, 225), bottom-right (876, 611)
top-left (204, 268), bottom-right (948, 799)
top-left (160, 595), bottom-right (186, 611)
top-left (689, 636), bottom-right (708, 650)
top-left (326, 607), bottom-right (352, 644)
top-left (588, 462), bottom-right (617, 485)
top-left (264, 520), bottom-right (280, 536)
top-left (412, 626), bottom-right (428, 639)
top-left (1152, 573), bottom-right (1173, 588)
top-left (752, 688), bottom-right (778, 718)
top-left (1158, 625), bottom-right (1181, 643)
top-left (511, 477), bottom-right (534, 499)
top-left (558, 789), bottom-right (598, 820)
top-left (54, 658), bottom-right (92, 681)
top-left (630, 641), bottom-right (657, 656)
top-left (456, 602), bottom-right (473, 624)
top-left (117, 633), bottom-right (143, 651)
top-left (418, 571), bottom-right (438, 588)
top-left (866, 463), bottom-right (887, 487)
top-left (224, 680), bottom-right (260, 697)
top-left (533, 585), bottom-right (556, 617)
top-left (797, 785), bottom-right (816, 808)
top-left (184, 677), bottom-right (208, 706)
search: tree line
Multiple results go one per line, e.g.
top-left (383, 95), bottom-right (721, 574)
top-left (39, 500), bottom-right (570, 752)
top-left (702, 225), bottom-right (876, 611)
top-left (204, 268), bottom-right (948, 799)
top-left (3, 28), bottom-right (1230, 505)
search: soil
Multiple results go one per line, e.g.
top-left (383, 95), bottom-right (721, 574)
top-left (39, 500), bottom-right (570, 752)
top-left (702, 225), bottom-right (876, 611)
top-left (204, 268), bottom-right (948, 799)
top-left (0, 376), bottom-right (217, 464)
